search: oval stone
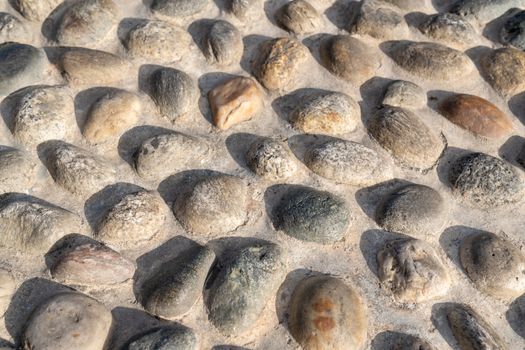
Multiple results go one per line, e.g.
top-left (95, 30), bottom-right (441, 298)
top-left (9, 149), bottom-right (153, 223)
top-left (125, 326), bottom-right (197, 350)
top-left (351, 4), bottom-right (408, 40)
top-left (0, 268), bottom-right (15, 312)
top-left (418, 13), bottom-right (477, 50)
top-left (460, 231), bottom-right (525, 298)
top-left (448, 152), bottom-right (524, 208)
top-left (381, 80), bottom-right (426, 109)
top-left (289, 275), bottom-right (367, 350)
top-left (0, 148), bottom-right (37, 193)
top-left (501, 10), bottom-right (525, 50)
top-left (13, 0), bottom-right (62, 21)
top-left (246, 138), bottom-right (297, 180)
top-left (304, 139), bottom-right (391, 186)
top-left (228, 0), bottom-right (260, 19)
top-left (275, 0), bottom-right (321, 35)
top-left (150, 0), bottom-right (207, 18)
top-left (0, 42), bottom-right (46, 95)
top-left (367, 106), bottom-right (445, 171)
top-left (204, 20), bottom-right (243, 66)
top-left (480, 47), bottom-right (525, 96)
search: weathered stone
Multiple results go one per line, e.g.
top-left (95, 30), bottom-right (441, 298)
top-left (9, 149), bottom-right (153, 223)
top-left (125, 326), bottom-right (197, 350)
top-left (437, 93), bottom-right (513, 138)
top-left (22, 292), bottom-right (112, 350)
top-left (54, 0), bottom-right (117, 47)
top-left (446, 304), bottom-right (507, 350)
top-left (124, 20), bottom-right (191, 62)
top-left (208, 76), bottom-right (264, 130)
top-left (450, 0), bottom-right (524, 22)
top-left (204, 20), bottom-right (243, 66)
top-left (381, 80), bottom-right (426, 109)
top-left (0, 193), bottom-right (81, 252)
top-left (146, 67), bottom-right (198, 123)
top-left (228, 0), bottom-right (260, 19)
top-left (375, 184), bottom-right (446, 236)
top-left (377, 237), bottom-right (450, 302)
top-left (418, 13), bottom-right (477, 50)
top-left (207, 243), bottom-right (286, 335)
top-left (252, 37), bottom-right (309, 91)
top-left (276, 0), bottom-right (321, 35)
top-left (0, 12), bottom-right (28, 43)
top-left (96, 190), bottom-right (168, 247)
top-left (0, 42), bottom-right (46, 95)
top-left (351, 4), bottom-right (408, 40)
top-left (289, 275), bottom-right (367, 350)
top-left (289, 91), bottom-right (360, 135)
top-left (480, 47), bottom-right (525, 96)
top-left (448, 152), bottom-right (524, 208)
top-left (58, 47), bottom-right (131, 86)
top-left (304, 139), bottom-right (391, 186)
top-left (0, 148), bottom-right (36, 193)
top-left (320, 35), bottom-right (380, 85)
top-left (389, 333), bottom-right (437, 350)
top-left (150, 0), bottom-right (207, 18)
top-left (367, 106), bottom-right (445, 171)
top-left (83, 89), bottom-right (141, 143)
top-left (271, 186), bottom-right (351, 243)
top-left (134, 132), bottom-right (210, 181)
top-left (173, 174), bottom-right (248, 235)
top-left (501, 10), bottom-right (525, 50)
top-left (141, 245), bottom-right (215, 318)
top-left (48, 236), bottom-right (135, 285)
top-left (246, 138), bottom-right (297, 180)
top-left (13, 0), bottom-right (62, 21)
top-left (460, 231), bottom-right (525, 298)
top-left (387, 41), bottom-right (474, 81)
top-left (10, 85), bottom-right (75, 147)
top-left (44, 142), bottom-right (116, 197)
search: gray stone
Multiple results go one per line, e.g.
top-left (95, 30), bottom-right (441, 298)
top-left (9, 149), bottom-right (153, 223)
top-left (134, 132), bottom-right (210, 181)
top-left (418, 13), bottom-right (477, 50)
top-left (480, 47), bottom-right (525, 96)
top-left (150, 0), bottom-right (207, 18)
top-left (377, 238), bottom-right (450, 302)
top-left (245, 138), bottom-right (297, 180)
top-left (204, 20), bottom-right (242, 66)
top-left (0, 148), bottom-right (36, 193)
top-left (518, 144), bottom-right (525, 169)
top-left (389, 333), bottom-right (436, 350)
top-left (276, 0), bottom-right (321, 35)
top-left (367, 106), bottom-right (445, 171)
top-left (141, 245), bottom-right (215, 318)
top-left (289, 275), bottom-right (367, 350)
top-left (501, 10), bottom-right (525, 50)
top-left (351, 3), bottom-right (408, 40)
top-left (304, 139), bottom-right (391, 186)
top-left (381, 80), bottom-right (426, 109)
top-left (12, 0), bottom-right (62, 21)
top-left (0, 42), bottom-right (46, 96)
top-left (0, 193), bottom-right (81, 252)
top-left (271, 186), bottom-right (351, 244)
top-left (22, 292), bottom-right (113, 350)
top-left (0, 12), bottom-right (28, 43)
top-left (146, 67), bottom-right (198, 123)
top-left (450, 0), bottom-right (525, 22)
top-left (448, 152), bottom-right (524, 208)
top-left (53, 0), bottom-right (117, 47)
top-left (44, 142), bottom-right (116, 197)
top-left (375, 184), bottom-right (446, 236)
top-left (207, 243), bottom-right (286, 335)
top-left (228, 0), bottom-right (260, 19)
top-left (446, 304), bottom-right (507, 350)
top-left (126, 326), bottom-right (197, 350)
top-left (373, 0), bottom-right (426, 11)
top-left (173, 174), bottom-right (248, 235)
top-left (460, 231), bottom-right (525, 298)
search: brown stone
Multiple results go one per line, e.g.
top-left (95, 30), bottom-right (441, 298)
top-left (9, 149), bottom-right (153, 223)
top-left (480, 47), bottom-right (525, 96)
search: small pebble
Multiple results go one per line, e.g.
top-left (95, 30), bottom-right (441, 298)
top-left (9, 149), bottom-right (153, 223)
top-left (125, 326), bottom-right (197, 350)
top-left (203, 20), bottom-right (243, 66)
top-left (381, 80), bottom-right (426, 109)
top-left (480, 47), bottom-right (525, 96)
top-left (501, 9), bottom-right (525, 50)
top-left (0, 42), bottom-right (46, 95)
top-left (150, 0), bottom-right (207, 18)
top-left (450, 0), bottom-right (523, 22)
top-left (351, 3), bottom-right (408, 40)
top-left (228, 0), bottom-right (260, 19)
top-left (275, 0), bottom-right (321, 35)
top-left (0, 148), bottom-right (36, 193)
top-left (245, 138), bottom-right (297, 180)
top-left (0, 12), bottom-right (28, 43)
top-left (12, 0), bottom-right (61, 21)
top-left (418, 13), bottom-right (477, 50)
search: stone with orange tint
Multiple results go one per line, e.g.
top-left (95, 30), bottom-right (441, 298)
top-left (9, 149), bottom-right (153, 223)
top-left (208, 76), bottom-right (264, 130)
top-left (289, 275), bottom-right (367, 350)
top-left (438, 94), bottom-right (513, 138)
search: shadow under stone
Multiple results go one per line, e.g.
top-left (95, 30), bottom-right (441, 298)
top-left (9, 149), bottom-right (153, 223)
top-left (117, 125), bottom-right (174, 167)
top-left (354, 178), bottom-right (411, 221)
top-left (225, 132), bottom-right (264, 171)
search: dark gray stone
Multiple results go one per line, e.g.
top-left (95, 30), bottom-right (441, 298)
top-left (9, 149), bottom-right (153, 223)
top-left (150, 0), bottom-right (207, 18)
top-left (0, 42), bottom-right (45, 95)
top-left (204, 20), bottom-right (242, 66)
top-left (125, 326), bottom-right (197, 350)
top-left (418, 13), bottom-right (477, 49)
top-left (450, 0), bottom-right (525, 22)
top-left (501, 9), bottom-right (525, 50)
top-left (388, 332), bottom-right (436, 350)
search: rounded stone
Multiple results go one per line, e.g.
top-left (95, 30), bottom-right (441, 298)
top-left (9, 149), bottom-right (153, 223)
top-left (124, 20), bottom-right (191, 63)
top-left (245, 138), bottom-right (297, 180)
top-left (134, 132), bottom-right (211, 181)
top-left (387, 41), bottom-right (475, 81)
top-left (289, 91), bottom-right (360, 135)
top-left (367, 106), bottom-right (445, 171)
top-left (480, 47), bottom-right (525, 96)
top-left (252, 37), bottom-right (309, 91)
top-left (204, 20), bottom-right (243, 66)
top-left (96, 190), bottom-right (168, 247)
top-left (381, 80), bottom-right (426, 109)
top-left (146, 67), bottom-right (198, 123)
top-left (83, 89), bottom-right (142, 143)
top-left (377, 237), bottom-right (450, 303)
top-left (351, 4), bottom-right (408, 40)
top-left (450, 0), bottom-right (523, 22)
top-left (228, 0), bottom-right (260, 19)
top-left (304, 139), bottom-right (391, 186)
top-left (125, 326), bottom-right (197, 350)
top-left (271, 186), bottom-right (350, 244)
top-left (207, 243), bottom-right (286, 336)
top-left (418, 13), bottom-right (477, 50)
top-left (460, 231), bottom-right (525, 298)
top-left (12, 0), bottom-right (62, 21)
top-left (375, 184), bottom-right (446, 236)
top-left (150, 0), bottom-right (207, 18)
top-left (448, 152), bottom-right (524, 208)
top-left (22, 292), bottom-right (112, 350)
top-left (501, 10), bottom-right (525, 50)
top-left (173, 174), bottom-right (248, 235)
top-left (0, 148), bottom-right (37, 193)
top-left (44, 142), bottom-right (116, 197)
top-left (320, 35), bottom-right (380, 85)
top-left (53, 0), bottom-right (117, 47)
top-left (0, 42), bottom-right (46, 96)
top-left (275, 0), bottom-right (321, 35)
top-left (437, 93), bottom-right (513, 138)
top-left (0, 12), bottom-right (28, 43)
top-left (289, 275), bottom-right (367, 350)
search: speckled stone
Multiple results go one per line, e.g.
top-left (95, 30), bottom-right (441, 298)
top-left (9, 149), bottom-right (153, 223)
top-left (275, 0), bottom-right (321, 35)
top-left (0, 148), bottom-right (36, 193)
top-left (418, 13), bottom-right (477, 50)
top-left (501, 9), bottom-right (525, 50)
top-left (351, 3), bottom-right (408, 40)
top-left (125, 326), bottom-right (197, 350)
top-left (245, 138), bottom-right (297, 180)
top-left (480, 47), bottom-right (525, 96)
top-left (203, 20), bottom-right (243, 66)
top-left (0, 42), bottom-right (46, 95)
top-left (150, 0), bottom-right (207, 18)
top-left (381, 80), bottom-right (426, 109)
